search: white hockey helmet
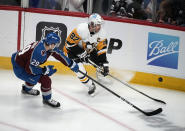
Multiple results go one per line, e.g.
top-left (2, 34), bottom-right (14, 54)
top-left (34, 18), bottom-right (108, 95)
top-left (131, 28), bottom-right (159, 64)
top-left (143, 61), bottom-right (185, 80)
top-left (88, 13), bottom-right (104, 27)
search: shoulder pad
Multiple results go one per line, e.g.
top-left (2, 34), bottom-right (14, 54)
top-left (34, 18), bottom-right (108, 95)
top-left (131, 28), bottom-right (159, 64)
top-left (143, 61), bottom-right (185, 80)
top-left (76, 23), bottom-right (89, 40)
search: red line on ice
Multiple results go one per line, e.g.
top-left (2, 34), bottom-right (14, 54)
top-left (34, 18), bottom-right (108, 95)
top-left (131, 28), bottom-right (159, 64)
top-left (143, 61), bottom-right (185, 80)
top-left (54, 88), bottom-right (136, 131)
top-left (0, 121), bottom-right (30, 131)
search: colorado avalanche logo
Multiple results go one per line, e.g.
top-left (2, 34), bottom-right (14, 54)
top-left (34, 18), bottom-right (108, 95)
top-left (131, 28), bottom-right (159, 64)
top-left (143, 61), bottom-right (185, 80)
top-left (41, 26), bottom-right (62, 46)
top-left (41, 50), bottom-right (46, 56)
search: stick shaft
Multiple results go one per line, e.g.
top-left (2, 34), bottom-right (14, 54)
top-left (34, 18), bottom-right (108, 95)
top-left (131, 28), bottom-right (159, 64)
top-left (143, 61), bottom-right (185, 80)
top-left (88, 59), bottom-right (166, 104)
top-left (108, 74), bottom-right (166, 104)
top-left (78, 70), bottom-right (162, 116)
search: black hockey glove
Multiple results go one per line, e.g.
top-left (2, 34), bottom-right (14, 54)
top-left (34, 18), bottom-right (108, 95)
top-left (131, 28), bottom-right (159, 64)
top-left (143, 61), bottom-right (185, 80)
top-left (77, 50), bottom-right (89, 63)
top-left (100, 63), bottom-right (109, 76)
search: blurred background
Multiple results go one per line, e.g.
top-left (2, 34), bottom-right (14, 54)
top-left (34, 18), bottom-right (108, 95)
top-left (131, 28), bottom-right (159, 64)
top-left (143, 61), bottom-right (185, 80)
top-left (0, 0), bottom-right (184, 27)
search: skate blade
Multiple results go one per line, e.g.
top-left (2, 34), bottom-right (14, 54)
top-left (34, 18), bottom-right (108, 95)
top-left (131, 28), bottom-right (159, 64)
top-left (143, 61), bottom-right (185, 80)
top-left (89, 93), bottom-right (95, 97)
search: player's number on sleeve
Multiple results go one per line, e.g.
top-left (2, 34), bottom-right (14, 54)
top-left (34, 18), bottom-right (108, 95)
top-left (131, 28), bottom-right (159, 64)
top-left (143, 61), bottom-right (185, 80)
top-left (70, 33), bottom-right (79, 41)
top-left (18, 44), bottom-right (32, 55)
top-left (31, 59), bottom-right (40, 66)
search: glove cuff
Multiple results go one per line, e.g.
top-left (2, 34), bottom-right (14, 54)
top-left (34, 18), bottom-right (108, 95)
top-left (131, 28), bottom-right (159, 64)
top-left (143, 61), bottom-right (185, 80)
top-left (69, 60), bottom-right (76, 69)
top-left (103, 63), bottom-right (109, 67)
top-left (42, 66), bottom-right (49, 75)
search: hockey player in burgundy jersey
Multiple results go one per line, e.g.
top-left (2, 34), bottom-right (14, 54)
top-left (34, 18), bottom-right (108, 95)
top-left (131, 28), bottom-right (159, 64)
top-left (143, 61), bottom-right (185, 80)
top-left (11, 32), bottom-right (79, 108)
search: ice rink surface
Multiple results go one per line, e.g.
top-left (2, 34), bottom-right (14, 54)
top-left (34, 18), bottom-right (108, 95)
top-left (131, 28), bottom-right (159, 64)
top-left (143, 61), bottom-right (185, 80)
top-left (0, 69), bottom-right (185, 131)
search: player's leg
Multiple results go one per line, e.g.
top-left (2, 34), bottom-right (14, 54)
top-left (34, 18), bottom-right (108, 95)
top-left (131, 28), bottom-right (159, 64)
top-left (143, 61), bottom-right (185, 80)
top-left (11, 54), bottom-right (59, 107)
top-left (22, 82), bottom-right (40, 95)
top-left (38, 75), bottom-right (60, 108)
top-left (11, 56), bottom-right (40, 95)
top-left (96, 68), bottom-right (110, 84)
top-left (18, 72), bottom-right (41, 95)
top-left (75, 63), bottom-right (96, 96)
top-left (16, 72), bottom-right (40, 96)
top-left (89, 53), bottom-right (110, 84)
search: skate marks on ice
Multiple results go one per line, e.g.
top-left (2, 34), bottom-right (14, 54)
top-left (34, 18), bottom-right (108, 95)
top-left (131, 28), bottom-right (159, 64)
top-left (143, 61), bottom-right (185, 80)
top-left (0, 69), bottom-right (185, 131)
top-left (130, 111), bottom-right (185, 131)
top-left (53, 87), bottom-right (137, 131)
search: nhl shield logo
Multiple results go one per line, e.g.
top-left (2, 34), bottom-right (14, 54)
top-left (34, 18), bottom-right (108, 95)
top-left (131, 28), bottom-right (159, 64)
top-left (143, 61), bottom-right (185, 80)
top-left (36, 22), bottom-right (67, 50)
top-left (41, 26), bottom-right (62, 46)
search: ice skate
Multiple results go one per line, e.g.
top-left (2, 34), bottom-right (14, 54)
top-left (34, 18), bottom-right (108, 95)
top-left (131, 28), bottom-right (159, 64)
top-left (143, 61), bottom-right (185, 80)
top-left (22, 85), bottom-right (40, 96)
top-left (88, 83), bottom-right (96, 96)
top-left (96, 71), bottom-right (111, 85)
top-left (43, 99), bottom-right (60, 108)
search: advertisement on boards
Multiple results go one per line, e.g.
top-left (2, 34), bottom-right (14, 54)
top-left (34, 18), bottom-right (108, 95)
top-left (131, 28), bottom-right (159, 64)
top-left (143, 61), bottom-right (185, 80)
top-left (147, 32), bottom-right (180, 69)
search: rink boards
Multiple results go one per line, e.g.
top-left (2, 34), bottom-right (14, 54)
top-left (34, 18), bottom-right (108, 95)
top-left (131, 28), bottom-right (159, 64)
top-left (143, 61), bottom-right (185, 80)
top-left (0, 6), bottom-right (185, 92)
top-left (0, 56), bottom-right (185, 92)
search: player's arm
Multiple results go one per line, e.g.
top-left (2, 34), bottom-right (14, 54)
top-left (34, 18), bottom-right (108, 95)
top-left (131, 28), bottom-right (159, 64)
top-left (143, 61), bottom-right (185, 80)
top-left (51, 48), bottom-right (79, 72)
top-left (96, 38), bottom-right (108, 64)
top-left (51, 48), bottom-right (72, 66)
top-left (65, 28), bottom-right (89, 61)
top-left (66, 29), bottom-right (82, 50)
top-left (96, 38), bottom-right (109, 76)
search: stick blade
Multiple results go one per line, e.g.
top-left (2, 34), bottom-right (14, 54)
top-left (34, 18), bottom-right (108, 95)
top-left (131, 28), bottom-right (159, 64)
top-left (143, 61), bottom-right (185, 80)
top-left (153, 99), bottom-right (166, 104)
top-left (144, 108), bottom-right (163, 116)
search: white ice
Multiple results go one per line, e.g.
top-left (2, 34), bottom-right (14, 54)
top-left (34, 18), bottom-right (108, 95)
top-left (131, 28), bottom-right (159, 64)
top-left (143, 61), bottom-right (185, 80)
top-left (0, 69), bottom-right (185, 131)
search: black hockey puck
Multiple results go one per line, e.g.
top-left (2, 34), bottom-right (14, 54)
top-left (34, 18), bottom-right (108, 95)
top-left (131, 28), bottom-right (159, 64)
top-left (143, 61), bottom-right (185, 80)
top-left (158, 77), bottom-right (163, 82)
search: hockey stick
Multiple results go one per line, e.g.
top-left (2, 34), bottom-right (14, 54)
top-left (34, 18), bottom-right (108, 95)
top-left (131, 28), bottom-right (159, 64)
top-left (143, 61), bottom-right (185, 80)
top-left (87, 59), bottom-right (166, 104)
top-left (78, 70), bottom-right (162, 116)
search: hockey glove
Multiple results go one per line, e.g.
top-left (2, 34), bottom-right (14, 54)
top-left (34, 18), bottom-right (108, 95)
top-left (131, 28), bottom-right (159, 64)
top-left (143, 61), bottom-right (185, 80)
top-left (69, 60), bottom-right (79, 73)
top-left (100, 63), bottom-right (109, 76)
top-left (77, 50), bottom-right (89, 63)
top-left (43, 65), bottom-right (57, 76)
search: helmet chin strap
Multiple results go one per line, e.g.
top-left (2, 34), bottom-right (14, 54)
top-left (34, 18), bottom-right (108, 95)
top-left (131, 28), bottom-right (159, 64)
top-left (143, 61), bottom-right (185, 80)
top-left (90, 26), bottom-right (97, 35)
top-left (90, 31), bottom-right (95, 35)
top-left (90, 24), bottom-right (101, 34)
top-left (88, 23), bottom-right (96, 34)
